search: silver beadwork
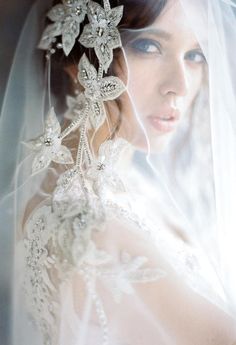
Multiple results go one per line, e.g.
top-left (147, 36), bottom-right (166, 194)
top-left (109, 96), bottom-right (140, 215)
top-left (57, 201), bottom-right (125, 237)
top-left (38, 0), bottom-right (89, 56)
top-left (79, 1), bottom-right (123, 72)
top-left (24, 108), bottom-right (74, 174)
top-left (78, 54), bottom-right (125, 129)
top-left (35, 0), bottom-right (126, 176)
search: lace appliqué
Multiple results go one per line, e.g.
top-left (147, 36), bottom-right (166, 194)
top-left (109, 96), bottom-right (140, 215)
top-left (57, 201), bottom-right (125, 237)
top-left (24, 207), bottom-right (165, 345)
top-left (23, 206), bottom-right (59, 345)
top-left (30, 0), bottom-right (126, 179)
top-left (23, 108), bottom-right (74, 174)
top-left (97, 251), bottom-right (166, 303)
top-left (38, 0), bottom-right (89, 56)
top-left (22, 1), bottom-right (164, 344)
top-left (38, 0), bottom-right (123, 65)
top-left (79, 249), bottom-right (165, 345)
top-left (23, 140), bottom-right (165, 345)
top-left (78, 54), bottom-right (125, 130)
top-left (86, 138), bottom-right (127, 195)
top-left (79, 1), bottom-right (123, 72)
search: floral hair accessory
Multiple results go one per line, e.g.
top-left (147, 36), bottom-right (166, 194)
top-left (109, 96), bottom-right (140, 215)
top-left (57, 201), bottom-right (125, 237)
top-left (38, 0), bottom-right (89, 56)
top-left (28, 0), bottom-right (126, 179)
top-left (38, 0), bottom-right (124, 65)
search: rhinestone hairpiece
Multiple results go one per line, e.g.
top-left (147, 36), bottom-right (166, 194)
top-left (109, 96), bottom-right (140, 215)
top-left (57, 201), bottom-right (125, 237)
top-left (38, 0), bottom-right (124, 71)
top-left (26, 0), bottom-right (126, 178)
top-left (22, 4), bottom-right (168, 345)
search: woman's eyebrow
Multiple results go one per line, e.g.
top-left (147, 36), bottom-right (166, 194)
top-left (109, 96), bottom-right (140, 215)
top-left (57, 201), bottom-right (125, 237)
top-left (139, 28), bottom-right (172, 41)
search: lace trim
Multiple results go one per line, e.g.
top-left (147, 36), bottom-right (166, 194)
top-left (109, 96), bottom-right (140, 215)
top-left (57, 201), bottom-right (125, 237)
top-left (23, 203), bottom-right (165, 345)
top-left (23, 139), bottom-right (165, 345)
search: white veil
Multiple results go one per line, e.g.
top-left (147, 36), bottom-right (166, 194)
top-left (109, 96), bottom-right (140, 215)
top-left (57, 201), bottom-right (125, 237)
top-left (179, 0), bottom-right (236, 311)
top-left (1, 0), bottom-right (236, 344)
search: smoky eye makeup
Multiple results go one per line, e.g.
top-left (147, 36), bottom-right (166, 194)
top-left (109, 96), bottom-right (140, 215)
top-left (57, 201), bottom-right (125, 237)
top-left (184, 49), bottom-right (207, 64)
top-left (126, 37), bottom-right (162, 56)
top-left (123, 28), bottom-right (207, 65)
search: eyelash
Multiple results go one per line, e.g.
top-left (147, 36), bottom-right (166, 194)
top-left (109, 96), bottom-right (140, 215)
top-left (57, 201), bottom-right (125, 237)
top-left (184, 50), bottom-right (206, 64)
top-left (128, 38), bottom-right (162, 55)
top-left (128, 38), bottom-right (206, 64)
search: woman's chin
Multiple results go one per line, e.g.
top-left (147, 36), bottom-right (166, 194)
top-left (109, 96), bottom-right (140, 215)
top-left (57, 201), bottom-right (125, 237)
top-left (134, 132), bottom-right (174, 154)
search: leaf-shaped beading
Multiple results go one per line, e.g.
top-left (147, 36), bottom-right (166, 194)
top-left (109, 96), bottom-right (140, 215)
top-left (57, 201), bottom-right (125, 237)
top-left (47, 4), bottom-right (66, 22)
top-left (87, 1), bottom-right (105, 23)
top-left (62, 18), bottom-right (81, 56)
top-left (32, 152), bottom-right (52, 175)
top-left (45, 107), bottom-right (61, 135)
top-left (39, 0), bottom-right (88, 55)
top-left (78, 54), bottom-right (98, 88)
top-left (90, 101), bottom-right (106, 129)
top-left (107, 27), bottom-right (121, 48)
top-left (38, 23), bottom-right (62, 50)
top-left (78, 23), bottom-right (97, 47)
top-left (79, 2), bottom-right (123, 72)
top-left (23, 137), bottom-right (43, 151)
top-left (99, 76), bottom-right (125, 101)
top-left (94, 44), bottom-right (113, 73)
top-left (107, 5), bottom-right (124, 27)
top-left (53, 145), bottom-right (74, 164)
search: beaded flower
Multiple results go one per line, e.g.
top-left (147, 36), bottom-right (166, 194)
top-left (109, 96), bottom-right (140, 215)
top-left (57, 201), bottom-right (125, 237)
top-left (78, 54), bottom-right (125, 129)
top-left (24, 108), bottom-right (74, 174)
top-left (79, 1), bottom-right (124, 72)
top-left (38, 0), bottom-right (89, 55)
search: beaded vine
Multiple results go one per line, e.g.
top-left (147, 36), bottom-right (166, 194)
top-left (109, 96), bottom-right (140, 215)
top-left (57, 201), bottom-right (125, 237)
top-left (26, 0), bottom-right (126, 178)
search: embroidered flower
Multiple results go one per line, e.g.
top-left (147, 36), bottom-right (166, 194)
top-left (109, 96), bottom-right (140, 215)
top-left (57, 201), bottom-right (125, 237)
top-left (86, 138), bottom-right (128, 195)
top-left (82, 241), bottom-right (112, 266)
top-left (24, 108), bottom-right (74, 174)
top-left (99, 251), bottom-right (166, 303)
top-left (23, 206), bottom-right (59, 342)
top-left (78, 54), bottom-right (125, 129)
top-left (38, 0), bottom-right (88, 56)
top-left (79, 1), bottom-right (123, 72)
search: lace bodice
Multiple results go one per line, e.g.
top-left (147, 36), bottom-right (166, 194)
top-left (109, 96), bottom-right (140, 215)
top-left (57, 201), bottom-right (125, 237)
top-left (20, 139), bottom-right (234, 345)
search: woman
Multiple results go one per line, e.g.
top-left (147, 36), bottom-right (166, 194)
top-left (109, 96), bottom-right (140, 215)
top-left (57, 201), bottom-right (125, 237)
top-left (1, 0), bottom-right (236, 344)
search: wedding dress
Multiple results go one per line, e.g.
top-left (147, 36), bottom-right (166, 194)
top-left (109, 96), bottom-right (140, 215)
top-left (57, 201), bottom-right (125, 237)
top-left (15, 137), bottom-right (236, 345)
top-left (1, 1), bottom-right (236, 345)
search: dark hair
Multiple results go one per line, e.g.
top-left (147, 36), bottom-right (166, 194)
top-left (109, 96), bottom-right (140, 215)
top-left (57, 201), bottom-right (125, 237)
top-left (49, 0), bottom-right (167, 112)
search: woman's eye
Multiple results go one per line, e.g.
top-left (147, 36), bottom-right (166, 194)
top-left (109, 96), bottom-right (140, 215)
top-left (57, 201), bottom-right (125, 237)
top-left (185, 50), bottom-right (206, 64)
top-left (128, 38), bottom-right (162, 55)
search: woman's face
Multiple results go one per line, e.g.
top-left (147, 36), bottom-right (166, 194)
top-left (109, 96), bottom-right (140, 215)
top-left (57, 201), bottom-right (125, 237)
top-left (120, 0), bottom-right (207, 152)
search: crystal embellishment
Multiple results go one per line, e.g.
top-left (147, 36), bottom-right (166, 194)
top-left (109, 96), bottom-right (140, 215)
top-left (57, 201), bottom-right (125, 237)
top-left (38, 0), bottom-right (89, 56)
top-left (24, 108), bottom-right (74, 174)
top-left (78, 54), bottom-right (125, 129)
top-left (79, 1), bottom-right (123, 72)
top-left (86, 138), bottom-right (127, 194)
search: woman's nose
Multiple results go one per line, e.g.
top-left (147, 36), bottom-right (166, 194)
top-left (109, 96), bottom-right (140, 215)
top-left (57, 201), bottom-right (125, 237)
top-left (159, 59), bottom-right (188, 98)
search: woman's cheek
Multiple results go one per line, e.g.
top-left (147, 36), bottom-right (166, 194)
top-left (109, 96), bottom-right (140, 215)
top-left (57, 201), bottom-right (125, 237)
top-left (128, 62), bottom-right (158, 106)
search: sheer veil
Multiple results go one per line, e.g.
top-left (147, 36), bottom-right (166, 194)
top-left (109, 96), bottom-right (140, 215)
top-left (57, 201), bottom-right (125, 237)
top-left (179, 0), bottom-right (236, 311)
top-left (1, 1), bottom-right (236, 344)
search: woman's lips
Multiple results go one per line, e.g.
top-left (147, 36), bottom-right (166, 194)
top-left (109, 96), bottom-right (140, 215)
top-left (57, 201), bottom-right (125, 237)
top-left (147, 109), bottom-right (180, 133)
